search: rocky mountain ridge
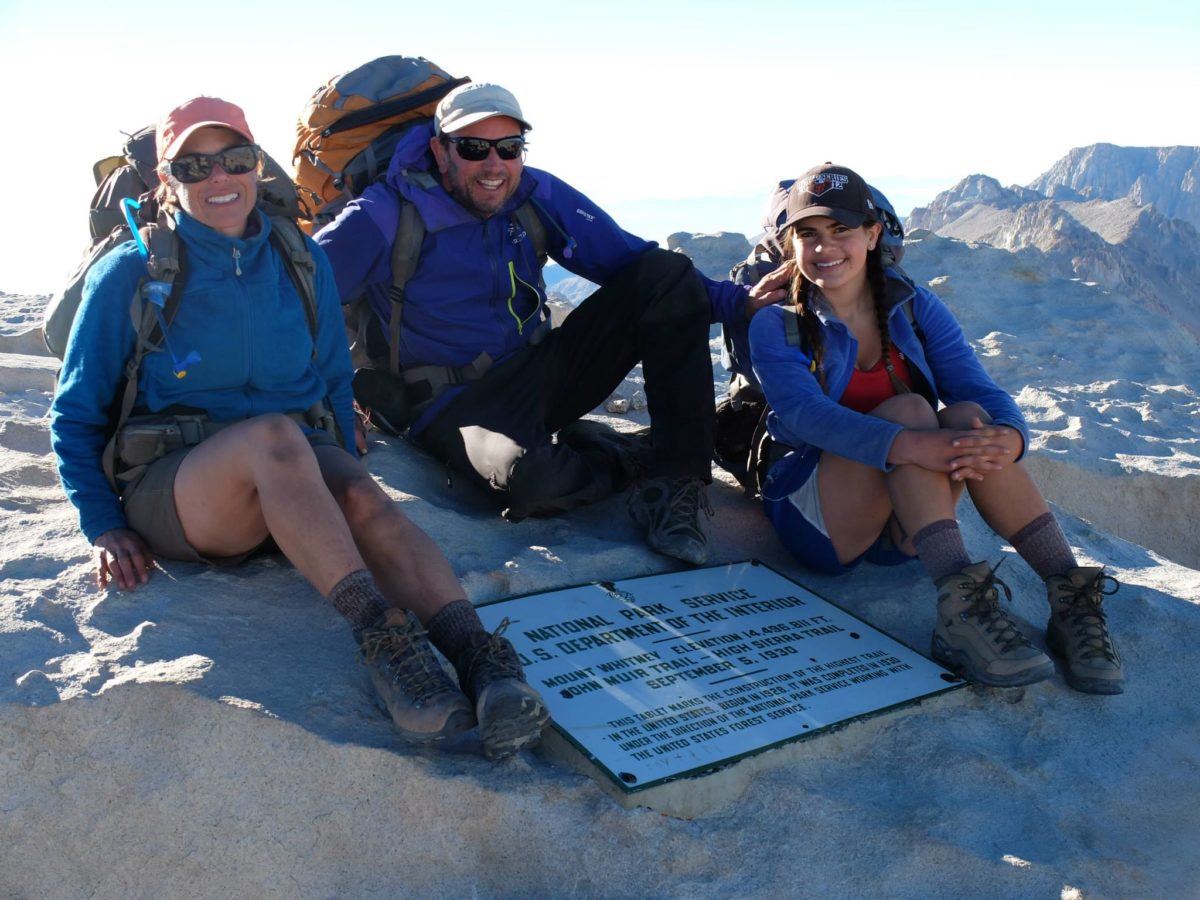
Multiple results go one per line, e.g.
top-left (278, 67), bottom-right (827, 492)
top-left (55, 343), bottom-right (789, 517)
top-left (907, 144), bottom-right (1200, 338)
top-left (1029, 144), bottom-right (1200, 228)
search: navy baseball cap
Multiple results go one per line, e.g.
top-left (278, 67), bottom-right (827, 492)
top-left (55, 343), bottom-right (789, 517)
top-left (781, 163), bottom-right (877, 230)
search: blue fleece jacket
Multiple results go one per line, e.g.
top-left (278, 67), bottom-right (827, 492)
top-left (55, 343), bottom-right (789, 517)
top-left (315, 122), bottom-right (748, 432)
top-left (749, 270), bottom-right (1029, 480)
top-left (50, 210), bottom-right (356, 543)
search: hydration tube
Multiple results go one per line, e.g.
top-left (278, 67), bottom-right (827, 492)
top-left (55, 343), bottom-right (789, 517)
top-left (120, 198), bottom-right (200, 378)
top-left (121, 197), bottom-right (151, 258)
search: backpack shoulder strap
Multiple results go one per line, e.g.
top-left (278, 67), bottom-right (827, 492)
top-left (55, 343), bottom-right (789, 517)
top-left (387, 200), bottom-right (426, 374)
top-left (511, 199), bottom-right (549, 298)
top-left (101, 221), bottom-right (184, 489)
top-left (143, 219), bottom-right (181, 282)
top-left (901, 295), bottom-right (925, 347)
top-left (267, 215), bottom-right (319, 354)
top-left (782, 304), bottom-right (822, 380)
top-left (512, 200), bottom-right (548, 266)
top-left (139, 218), bottom-right (187, 347)
top-left (783, 304), bottom-right (804, 349)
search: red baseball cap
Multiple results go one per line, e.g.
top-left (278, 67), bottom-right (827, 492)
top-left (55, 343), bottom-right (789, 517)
top-left (156, 97), bottom-right (255, 164)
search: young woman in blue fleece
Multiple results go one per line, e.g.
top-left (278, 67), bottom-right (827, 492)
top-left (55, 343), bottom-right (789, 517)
top-left (50, 96), bottom-right (546, 759)
top-left (747, 163), bottom-right (1123, 695)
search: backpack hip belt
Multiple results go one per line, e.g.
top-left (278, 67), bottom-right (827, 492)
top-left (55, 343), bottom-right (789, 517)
top-left (401, 351), bottom-right (495, 411)
top-left (400, 314), bottom-right (552, 411)
top-left (113, 404), bottom-right (337, 488)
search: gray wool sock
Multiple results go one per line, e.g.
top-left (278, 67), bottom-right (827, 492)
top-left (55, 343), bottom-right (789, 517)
top-left (912, 519), bottom-right (973, 584)
top-left (328, 569), bottom-right (388, 633)
top-left (1009, 512), bottom-right (1078, 581)
top-left (425, 599), bottom-right (488, 666)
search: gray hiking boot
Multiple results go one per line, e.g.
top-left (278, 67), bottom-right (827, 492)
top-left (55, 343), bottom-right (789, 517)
top-left (455, 619), bottom-right (549, 760)
top-left (359, 609), bottom-right (476, 743)
top-left (628, 477), bottom-right (712, 566)
top-left (1045, 566), bottom-right (1124, 695)
top-left (931, 561), bottom-right (1054, 687)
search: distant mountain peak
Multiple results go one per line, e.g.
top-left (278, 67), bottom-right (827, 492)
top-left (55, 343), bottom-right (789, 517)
top-left (908, 176), bottom-right (1043, 232)
top-left (904, 143), bottom-right (1200, 341)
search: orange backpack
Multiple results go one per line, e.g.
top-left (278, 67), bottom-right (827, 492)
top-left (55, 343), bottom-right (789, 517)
top-left (292, 56), bottom-right (468, 233)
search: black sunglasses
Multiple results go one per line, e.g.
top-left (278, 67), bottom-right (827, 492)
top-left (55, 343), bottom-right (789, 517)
top-left (447, 135), bottom-right (526, 162)
top-left (165, 144), bottom-right (261, 184)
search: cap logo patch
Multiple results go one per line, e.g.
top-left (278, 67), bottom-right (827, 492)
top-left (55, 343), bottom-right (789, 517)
top-left (803, 173), bottom-right (849, 197)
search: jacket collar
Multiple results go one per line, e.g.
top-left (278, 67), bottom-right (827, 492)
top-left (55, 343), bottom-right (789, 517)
top-left (174, 207), bottom-right (271, 257)
top-left (810, 266), bottom-right (916, 326)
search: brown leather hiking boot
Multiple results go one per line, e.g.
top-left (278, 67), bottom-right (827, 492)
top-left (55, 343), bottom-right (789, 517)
top-left (455, 619), bottom-right (549, 761)
top-left (1045, 566), bottom-right (1124, 695)
top-left (931, 561), bottom-right (1054, 687)
top-left (359, 609), bottom-right (476, 743)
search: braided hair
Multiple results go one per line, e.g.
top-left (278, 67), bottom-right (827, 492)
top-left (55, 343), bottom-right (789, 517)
top-left (865, 240), bottom-right (912, 396)
top-left (786, 222), bottom-right (910, 396)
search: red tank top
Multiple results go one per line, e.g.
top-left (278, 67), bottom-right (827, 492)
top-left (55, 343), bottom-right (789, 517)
top-left (839, 345), bottom-right (914, 414)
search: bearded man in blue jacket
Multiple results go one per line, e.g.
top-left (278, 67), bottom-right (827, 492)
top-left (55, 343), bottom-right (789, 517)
top-left (317, 83), bottom-right (749, 565)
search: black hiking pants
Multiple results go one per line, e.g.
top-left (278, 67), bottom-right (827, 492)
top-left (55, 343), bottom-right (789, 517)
top-left (415, 248), bottom-right (715, 520)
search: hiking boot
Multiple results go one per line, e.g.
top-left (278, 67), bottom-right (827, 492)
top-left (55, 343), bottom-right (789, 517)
top-left (359, 609), bottom-right (476, 743)
top-left (628, 477), bottom-right (712, 566)
top-left (1045, 567), bottom-right (1124, 695)
top-left (931, 561), bottom-right (1054, 687)
top-left (455, 620), bottom-right (549, 760)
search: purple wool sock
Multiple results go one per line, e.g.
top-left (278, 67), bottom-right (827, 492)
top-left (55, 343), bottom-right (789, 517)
top-left (425, 599), bottom-right (488, 665)
top-left (912, 519), bottom-right (973, 583)
top-left (1009, 512), bottom-right (1078, 581)
top-left (328, 569), bottom-right (388, 632)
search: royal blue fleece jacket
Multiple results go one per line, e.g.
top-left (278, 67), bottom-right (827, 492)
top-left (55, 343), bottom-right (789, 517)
top-left (315, 122), bottom-right (748, 432)
top-left (50, 210), bottom-right (356, 544)
top-left (749, 269), bottom-right (1029, 481)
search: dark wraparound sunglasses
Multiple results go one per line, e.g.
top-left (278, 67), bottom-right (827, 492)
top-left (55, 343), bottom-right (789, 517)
top-left (165, 144), bottom-right (261, 184)
top-left (447, 135), bottom-right (526, 162)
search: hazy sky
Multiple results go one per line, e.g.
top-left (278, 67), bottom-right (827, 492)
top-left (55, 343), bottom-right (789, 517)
top-left (2, 0), bottom-right (1197, 293)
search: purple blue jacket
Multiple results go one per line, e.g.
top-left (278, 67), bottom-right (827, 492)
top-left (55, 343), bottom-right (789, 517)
top-left (315, 122), bottom-right (747, 432)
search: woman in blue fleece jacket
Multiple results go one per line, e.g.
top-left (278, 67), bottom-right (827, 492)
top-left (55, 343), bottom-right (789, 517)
top-left (48, 97), bottom-right (548, 759)
top-left (747, 163), bottom-right (1123, 695)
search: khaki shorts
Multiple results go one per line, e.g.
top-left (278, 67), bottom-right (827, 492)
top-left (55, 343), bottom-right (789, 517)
top-left (122, 430), bottom-right (342, 566)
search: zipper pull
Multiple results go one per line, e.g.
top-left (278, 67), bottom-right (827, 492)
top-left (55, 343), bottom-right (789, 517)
top-left (232, 247), bottom-right (242, 276)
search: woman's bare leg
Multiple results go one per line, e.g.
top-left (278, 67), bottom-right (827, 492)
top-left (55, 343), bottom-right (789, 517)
top-left (937, 402), bottom-right (1050, 540)
top-left (313, 445), bottom-right (464, 623)
top-left (821, 393), bottom-right (965, 562)
top-left (172, 414), bottom-right (363, 593)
